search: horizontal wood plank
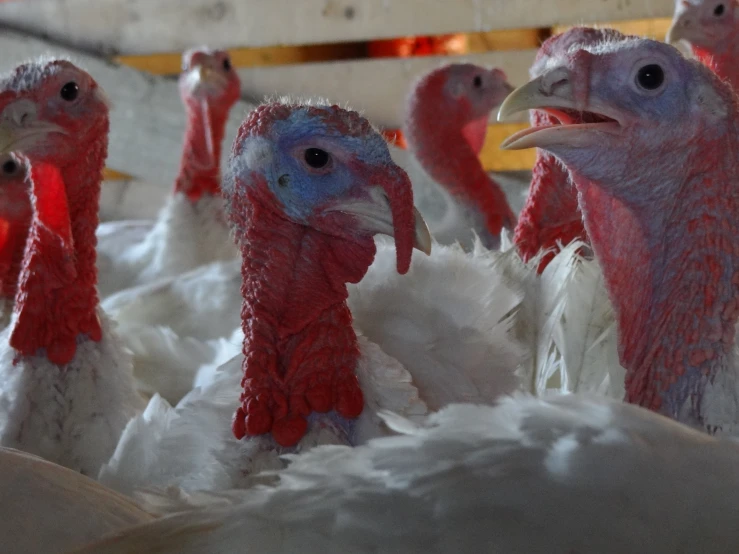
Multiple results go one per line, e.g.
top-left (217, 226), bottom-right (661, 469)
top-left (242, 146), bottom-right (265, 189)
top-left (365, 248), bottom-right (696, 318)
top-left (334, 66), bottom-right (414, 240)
top-left (0, 0), bottom-right (675, 55)
top-left (237, 50), bottom-right (538, 129)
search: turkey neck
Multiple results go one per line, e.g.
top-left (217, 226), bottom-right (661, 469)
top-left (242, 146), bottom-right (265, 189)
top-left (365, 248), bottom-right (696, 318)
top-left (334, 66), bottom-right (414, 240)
top-left (515, 148), bottom-right (584, 270)
top-left (10, 127), bottom-right (107, 365)
top-left (230, 178), bottom-right (369, 445)
top-left (173, 99), bottom-right (228, 201)
top-left (573, 133), bottom-right (739, 428)
top-left (691, 41), bottom-right (739, 91)
top-left (405, 114), bottom-right (505, 238)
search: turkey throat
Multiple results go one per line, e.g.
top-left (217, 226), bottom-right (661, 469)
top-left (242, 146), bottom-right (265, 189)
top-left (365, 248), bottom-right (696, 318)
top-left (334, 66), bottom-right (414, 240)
top-left (229, 177), bottom-right (369, 448)
top-left (11, 131), bottom-right (107, 365)
top-left (572, 140), bottom-right (739, 432)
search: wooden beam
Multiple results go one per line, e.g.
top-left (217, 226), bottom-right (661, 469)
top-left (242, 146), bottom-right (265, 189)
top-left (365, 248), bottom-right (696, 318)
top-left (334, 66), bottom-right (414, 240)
top-left (0, 0), bottom-right (676, 55)
top-left (237, 50), bottom-right (538, 130)
top-left (481, 123), bottom-right (534, 172)
top-left (114, 42), bottom-right (368, 75)
top-left (113, 28), bottom-right (543, 76)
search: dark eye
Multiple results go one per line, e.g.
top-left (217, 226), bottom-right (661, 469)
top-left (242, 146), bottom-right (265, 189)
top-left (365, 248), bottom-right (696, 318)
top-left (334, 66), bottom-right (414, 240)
top-left (714, 3), bottom-right (725, 15)
top-left (304, 148), bottom-right (330, 169)
top-left (636, 64), bottom-right (664, 91)
top-left (60, 82), bottom-right (79, 101)
top-left (473, 75), bottom-right (482, 88)
top-left (2, 160), bottom-right (17, 175)
top-left (223, 58), bottom-right (232, 71)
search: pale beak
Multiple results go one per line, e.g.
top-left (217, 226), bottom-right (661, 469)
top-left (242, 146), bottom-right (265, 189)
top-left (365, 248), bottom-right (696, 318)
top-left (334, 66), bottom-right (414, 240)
top-left (496, 68), bottom-right (620, 151)
top-left (0, 101), bottom-right (66, 155)
top-left (330, 185), bottom-right (432, 255)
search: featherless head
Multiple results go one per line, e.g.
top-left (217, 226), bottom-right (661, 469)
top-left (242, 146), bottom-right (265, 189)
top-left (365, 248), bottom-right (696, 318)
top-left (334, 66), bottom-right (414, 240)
top-left (667, 0), bottom-right (738, 52)
top-left (499, 37), bottom-right (733, 189)
top-left (0, 59), bottom-right (108, 364)
top-left (226, 100), bottom-right (431, 274)
top-left (406, 63), bottom-right (513, 155)
top-left (0, 59), bottom-right (109, 162)
top-left (179, 47), bottom-right (240, 108)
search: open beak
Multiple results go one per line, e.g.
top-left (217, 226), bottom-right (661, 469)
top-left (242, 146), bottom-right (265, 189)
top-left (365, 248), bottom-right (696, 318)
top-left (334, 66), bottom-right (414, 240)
top-left (496, 68), bottom-right (621, 151)
top-left (0, 101), bottom-right (66, 155)
top-left (328, 168), bottom-right (432, 274)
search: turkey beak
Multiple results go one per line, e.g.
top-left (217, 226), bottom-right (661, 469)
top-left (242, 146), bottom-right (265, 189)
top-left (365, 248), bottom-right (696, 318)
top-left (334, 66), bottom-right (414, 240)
top-left (0, 100), bottom-right (66, 155)
top-left (497, 67), bottom-right (621, 151)
top-left (497, 68), bottom-right (576, 123)
top-left (329, 167), bottom-right (432, 274)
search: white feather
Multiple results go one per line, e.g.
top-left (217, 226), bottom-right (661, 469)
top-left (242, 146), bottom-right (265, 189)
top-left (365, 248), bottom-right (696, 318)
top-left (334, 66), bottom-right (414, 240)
top-left (96, 194), bottom-right (237, 299)
top-left (72, 395), bottom-right (739, 554)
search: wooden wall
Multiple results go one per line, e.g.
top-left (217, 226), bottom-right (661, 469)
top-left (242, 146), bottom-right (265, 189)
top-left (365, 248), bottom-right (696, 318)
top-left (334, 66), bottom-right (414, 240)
top-left (0, 0), bottom-right (678, 219)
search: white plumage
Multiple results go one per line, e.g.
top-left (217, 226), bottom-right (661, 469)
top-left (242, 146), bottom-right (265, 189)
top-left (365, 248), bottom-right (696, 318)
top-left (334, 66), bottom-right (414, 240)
top-left (96, 240), bottom-right (527, 495)
top-left (96, 194), bottom-right (238, 299)
top-left (72, 394), bottom-right (739, 554)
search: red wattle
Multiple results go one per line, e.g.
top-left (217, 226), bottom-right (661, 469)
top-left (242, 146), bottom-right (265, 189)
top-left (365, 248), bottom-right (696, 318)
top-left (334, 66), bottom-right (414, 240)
top-left (11, 135), bottom-right (106, 364)
top-left (228, 176), bottom-right (369, 447)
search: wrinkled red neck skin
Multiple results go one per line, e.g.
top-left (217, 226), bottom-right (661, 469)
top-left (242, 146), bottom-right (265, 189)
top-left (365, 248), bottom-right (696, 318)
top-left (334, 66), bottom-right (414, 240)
top-left (514, 110), bottom-right (588, 271)
top-left (10, 135), bottom-right (106, 365)
top-left (229, 176), bottom-right (368, 447)
top-left (692, 44), bottom-right (739, 91)
top-left (572, 128), bottom-right (739, 425)
top-left (173, 101), bottom-right (229, 201)
top-left (405, 83), bottom-right (515, 238)
top-left (0, 191), bottom-right (32, 298)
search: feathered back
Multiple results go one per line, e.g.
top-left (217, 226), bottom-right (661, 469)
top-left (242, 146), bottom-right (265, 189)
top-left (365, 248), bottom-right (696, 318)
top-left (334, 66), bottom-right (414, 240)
top-left (71, 396), bottom-right (739, 554)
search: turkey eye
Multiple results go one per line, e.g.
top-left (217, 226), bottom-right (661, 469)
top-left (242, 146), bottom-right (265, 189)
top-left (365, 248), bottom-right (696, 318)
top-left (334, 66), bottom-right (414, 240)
top-left (473, 75), bottom-right (482, 88)
top-left (714, 3), bottom-right (725, 15)
top-left (2, 160), bottom-right (17, 174)
top-left (60, 82), bottom-right (79, 101)
top-left (304, 148), bottom-right (330, 169)
top-left (223, 58), bottom-right (232, 71)
top-left (636, 64), bottom-right (664, 91)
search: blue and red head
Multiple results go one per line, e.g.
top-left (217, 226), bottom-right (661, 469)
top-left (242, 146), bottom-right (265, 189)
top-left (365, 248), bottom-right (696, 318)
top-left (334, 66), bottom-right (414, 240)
top-left (225, 100), bottom-right (431, 274)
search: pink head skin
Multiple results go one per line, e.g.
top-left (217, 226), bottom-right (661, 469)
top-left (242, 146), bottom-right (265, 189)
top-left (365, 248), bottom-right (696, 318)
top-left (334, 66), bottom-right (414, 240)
top-left (514, 27), bottom-right (632, 271)
top-left (501, 36), bottom-right (739, 430)
top-left (0, 154), bottom-right (31, 299)
top-left (0, 60), bottom-right (110, 365)
top-left (224, 101), bottom-right (431, 447)
top-left (404, 64), bottom-right (516, 246)
top-left (174, 47), bottom-right (240, 201)
top-left (667, 0), bottom-right (739, 88)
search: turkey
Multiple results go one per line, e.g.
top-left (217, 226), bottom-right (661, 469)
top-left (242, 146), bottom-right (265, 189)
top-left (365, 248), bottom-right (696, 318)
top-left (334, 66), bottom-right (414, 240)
top-left (500, 33), bottom-right (739, 430)
top-left (0, 58), bottom-right (236, 474)
top-left (96, 47), bottom-right (240, 298)
top-left (71, 397), bottom-right (739, 554)
top-left (71, 35), bottom-right (739, 553)
top-left (0, 153), bottom-right (30, 327)
top-left (96, 100), bottom-right (528, 496)
top-left (512, 27), bottom-right (633, 272)
top-left (402, 63), bottom-right (517, 249)
top-left (666, 0), bottom-right (739, 89)
top-left (0, 447), bottom-right (153, 554)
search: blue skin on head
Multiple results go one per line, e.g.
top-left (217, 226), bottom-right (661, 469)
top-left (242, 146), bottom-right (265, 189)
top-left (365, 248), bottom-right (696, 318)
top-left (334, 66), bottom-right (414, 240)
top-left (257, 107), bottom-right (395, 224)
